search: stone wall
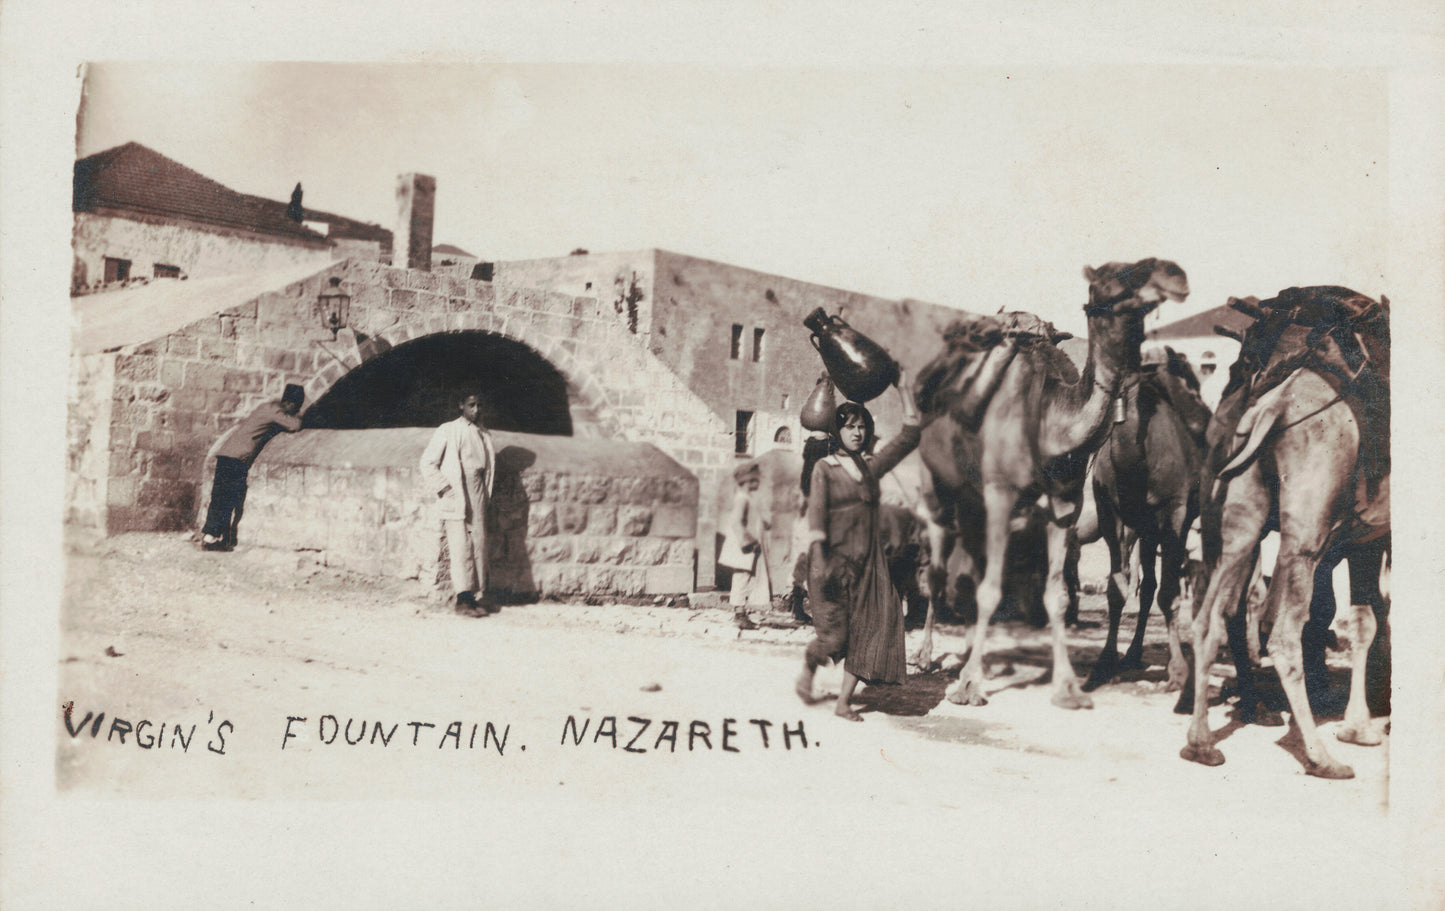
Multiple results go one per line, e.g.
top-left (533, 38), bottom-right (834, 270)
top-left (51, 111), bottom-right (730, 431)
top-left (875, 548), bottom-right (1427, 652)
top-left (242, 427), bottom-right (698, 598)
top-left (72, 211), bottom-right (333, 290)
top-left (66, 352), bottom-right (117, 528)
top-left (493, 251), bottom-right (658, 342)
top-left (68, 258), bottom-right (735, 586)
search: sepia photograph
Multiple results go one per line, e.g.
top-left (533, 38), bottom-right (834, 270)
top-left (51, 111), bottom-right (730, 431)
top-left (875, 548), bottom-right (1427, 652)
top-left (3, 3), bottom-right (1443, 909)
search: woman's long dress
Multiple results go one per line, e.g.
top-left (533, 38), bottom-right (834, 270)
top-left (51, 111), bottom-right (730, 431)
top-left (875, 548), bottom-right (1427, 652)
top-left (806, 424), bottom-right (921, 684)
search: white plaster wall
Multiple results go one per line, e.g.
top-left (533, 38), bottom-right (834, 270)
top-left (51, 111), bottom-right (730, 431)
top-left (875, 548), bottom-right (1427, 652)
top-left (72, 213), bottom-right (332, 289)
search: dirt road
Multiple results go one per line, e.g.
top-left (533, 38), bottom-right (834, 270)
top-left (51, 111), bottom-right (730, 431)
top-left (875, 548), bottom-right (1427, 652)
top-left (32, 532), bottom-right (1408, 909)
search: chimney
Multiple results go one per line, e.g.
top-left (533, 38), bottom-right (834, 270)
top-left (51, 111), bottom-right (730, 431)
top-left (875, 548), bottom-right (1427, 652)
top-left (394, 173), bottom-right (436, 271)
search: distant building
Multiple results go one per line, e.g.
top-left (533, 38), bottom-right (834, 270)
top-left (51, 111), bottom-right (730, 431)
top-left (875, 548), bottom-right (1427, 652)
top-left (1144, 303), bottom-right (1255, 407)
top-left (72, 142), bottom-right (392, 293)
top-left (432, 243), bottom-right (479, 268)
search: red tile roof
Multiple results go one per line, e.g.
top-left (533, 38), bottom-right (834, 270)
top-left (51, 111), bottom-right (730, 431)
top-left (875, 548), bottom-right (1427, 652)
top-left (74, 142), bottom-right (389, 249)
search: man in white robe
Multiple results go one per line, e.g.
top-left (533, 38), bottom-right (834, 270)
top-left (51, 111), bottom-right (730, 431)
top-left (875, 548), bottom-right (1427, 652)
top-left (420, 393), bottom-right (497, 616)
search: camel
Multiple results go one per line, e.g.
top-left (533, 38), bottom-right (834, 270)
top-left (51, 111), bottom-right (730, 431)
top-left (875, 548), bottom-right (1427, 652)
top-left (912, 258), bottom-right (1190, 709)
top-left (1181, 287), bottom-right (1389, 778)
top-left (1083, 347), bottom-right (1210, 692)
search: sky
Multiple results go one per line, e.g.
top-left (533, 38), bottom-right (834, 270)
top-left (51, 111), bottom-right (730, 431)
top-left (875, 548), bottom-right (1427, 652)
top-left (75, 62), bottom-right (1389, 336)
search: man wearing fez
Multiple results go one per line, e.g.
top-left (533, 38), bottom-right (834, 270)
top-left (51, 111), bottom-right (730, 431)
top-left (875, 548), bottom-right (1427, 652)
top-left (420, 392), bottom-right (497, 617)
top-left (200, 383), bottom-right (305, 551)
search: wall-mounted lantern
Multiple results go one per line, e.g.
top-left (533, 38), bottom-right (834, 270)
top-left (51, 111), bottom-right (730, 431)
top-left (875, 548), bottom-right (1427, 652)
top-left (318, 276), bottom-right (350, 338)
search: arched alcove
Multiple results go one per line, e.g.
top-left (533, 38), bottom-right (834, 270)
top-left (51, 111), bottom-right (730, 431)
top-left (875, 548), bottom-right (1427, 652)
top-left (304, 331), bottom-right (575, 434)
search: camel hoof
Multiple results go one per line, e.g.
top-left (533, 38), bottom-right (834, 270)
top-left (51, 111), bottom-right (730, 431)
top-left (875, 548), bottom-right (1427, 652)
top-left (909, 650), bottom-right (934, 672)
top-left (1172, 694), bottom-right (1194, 715)
top-left (947, 682), bottom-right (988, 707)
top-left (1052, 690), bottom-right (1094, 711)
top-left (1081, 672), bottom-right (1110, 693)
top-left (1337, 724), bottom-right (1383, 747)
top-left (1306, 759), bottom-right (1355, 780)
top-left (1118, 652), bottom-right (1145, 672)
top-left (1180, 743), bottom-right (1226, 767)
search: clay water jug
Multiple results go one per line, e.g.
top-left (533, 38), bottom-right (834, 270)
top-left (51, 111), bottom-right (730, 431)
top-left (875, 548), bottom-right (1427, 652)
top-left (799, 374), bottom-right (838, 432)
top-left (803, 308), bottom-right (899, 403)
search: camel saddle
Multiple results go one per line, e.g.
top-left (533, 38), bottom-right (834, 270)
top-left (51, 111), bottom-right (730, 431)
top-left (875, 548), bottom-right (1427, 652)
top-left (918, 311), bottom-right (1073, 433)
top-left (1238, 288), bottom-right (1390, 496)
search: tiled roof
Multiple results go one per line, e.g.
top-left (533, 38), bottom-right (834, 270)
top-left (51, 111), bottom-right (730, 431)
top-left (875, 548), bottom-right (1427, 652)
top-left (74, 142), bottom-right (388, 248)
top-left (1147, 303), bottom-right (1255, 341)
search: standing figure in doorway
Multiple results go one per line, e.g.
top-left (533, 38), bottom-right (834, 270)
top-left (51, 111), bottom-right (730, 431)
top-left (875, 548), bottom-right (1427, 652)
top-left (719, 462), bottom-right (771, 630)
top-left (796, 372), bottom-right (923, 720)
top-left (421, 392), bottom-right (497, 617)
top-left (200, 383), bottom-right (305, 551)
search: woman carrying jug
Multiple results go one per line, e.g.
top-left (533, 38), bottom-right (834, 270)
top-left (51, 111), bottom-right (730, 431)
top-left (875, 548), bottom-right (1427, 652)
top-left (796, 369), bottom-right (922, 720)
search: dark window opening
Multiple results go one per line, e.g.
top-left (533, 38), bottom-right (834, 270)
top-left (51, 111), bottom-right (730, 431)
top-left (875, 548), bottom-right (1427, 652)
top-left (735, 410), bottom-right (754, 455)
top-left (752, 328), bottom-right (765, 362)
top-left (304, 331), bottom-right (573, 435)
top-left (1200, 363), bottom-right (1217, 376)
top-left (773, 426), bottom-right (792, 445)
top-left (153, 263), bottom-right (181, 279)
top-left (103, 257), bottom-right (131, 283)
top-left (730, 324), bottom-right (743, 359)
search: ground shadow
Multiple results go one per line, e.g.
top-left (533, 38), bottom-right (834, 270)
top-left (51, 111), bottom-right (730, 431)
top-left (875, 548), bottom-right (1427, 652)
top-left (488, 445), bottom-right (537, 604)
top-left (854, 670), bottom-right (951, 717)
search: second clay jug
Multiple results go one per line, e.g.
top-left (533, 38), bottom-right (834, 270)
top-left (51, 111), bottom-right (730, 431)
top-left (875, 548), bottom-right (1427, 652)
top-left (799, 374), bottom-right (838, 432)
top-left (803, 307), bottom-right (899, 403)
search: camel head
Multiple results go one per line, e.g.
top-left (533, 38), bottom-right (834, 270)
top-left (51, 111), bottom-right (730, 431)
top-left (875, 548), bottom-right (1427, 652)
top-left (1082, 258), bottom-right (1190, 319)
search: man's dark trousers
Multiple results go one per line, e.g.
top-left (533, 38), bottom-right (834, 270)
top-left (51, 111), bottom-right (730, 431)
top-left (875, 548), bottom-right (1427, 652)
top-left (202, 456), bottom-right (250, 545)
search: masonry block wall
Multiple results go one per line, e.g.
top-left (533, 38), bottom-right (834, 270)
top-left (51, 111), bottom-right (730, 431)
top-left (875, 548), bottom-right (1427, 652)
top-left (68, 258), bottom-right (735, 587)
top-left (243, 428), bottom-right (698, 597)
top-left (72, 212), bottom-right (333, 289)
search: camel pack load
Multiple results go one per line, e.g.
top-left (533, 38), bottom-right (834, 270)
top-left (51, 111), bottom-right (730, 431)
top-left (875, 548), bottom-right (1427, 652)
top-left (1216, 286), bottom-right (1390, 497)
top-left (913, 310), bottom-right (1075, 433)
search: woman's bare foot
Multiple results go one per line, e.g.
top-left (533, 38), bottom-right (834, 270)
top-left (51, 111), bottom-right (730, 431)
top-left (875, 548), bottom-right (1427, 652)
top-left (834, 705), bottom-right (864, 722)
top-left (795, 670), bottom-right (819, 704)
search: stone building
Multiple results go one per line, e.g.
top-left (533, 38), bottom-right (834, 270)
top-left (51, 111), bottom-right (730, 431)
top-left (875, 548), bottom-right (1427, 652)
top-left (72, 142), bottom-right (393, 292)
top-left (68, 150), bottom-right (990, 597)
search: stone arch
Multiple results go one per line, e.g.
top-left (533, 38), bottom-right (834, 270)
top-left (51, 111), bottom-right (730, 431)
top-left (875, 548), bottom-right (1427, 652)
top-left (299, 315), bottom-right (625, 437)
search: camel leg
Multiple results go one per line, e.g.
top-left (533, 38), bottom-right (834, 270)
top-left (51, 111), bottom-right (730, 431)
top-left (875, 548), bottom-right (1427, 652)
top-left (1181, 463), bottom-right (1269, 767)
top-left (910, 517), bottom-right (950, 670)
top-left (1266, 428), bottom-right (1359, 780)
top-left (1121, 538), bottom-right (1158, 672)
top-left (1044, 519), bottom-right (1092, 709)
top-left (1266, 548), bottom-right (1353, 779)
top-left (1084, 497), bottom-right (1130, 690)
top-left (1244, 557), bottom-right (1266, 666)
top-left (1335, 596), bottom-right (1381, 746)
top-left (1149, 532), bottom-right (1190, 692)
top-left (1337, 540), bottom-right (1385, 747)
top-left (947, 484), bottom-right (1013, 707)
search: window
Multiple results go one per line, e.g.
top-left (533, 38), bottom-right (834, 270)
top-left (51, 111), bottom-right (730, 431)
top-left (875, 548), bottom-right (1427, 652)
top-left (773, 426), bottom-right (792, 445)
top-left (153, 263), bottom-right (181, 279)
top-left (730, 324), bottom-right (743, 360)
top-left (103, 257), bottom-right (131, 283)
top-left (734, 410), bottom-right (754, 455)
top-left (752, 328), bottom-right (765, 362)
